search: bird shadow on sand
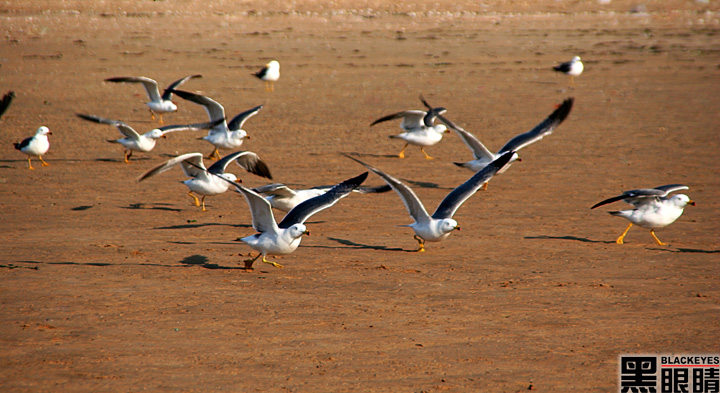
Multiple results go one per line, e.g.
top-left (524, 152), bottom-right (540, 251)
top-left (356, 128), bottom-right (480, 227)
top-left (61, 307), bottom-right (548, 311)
top-left (123, 203), bottom-right (184, 212)
top-left (95, 157), bottom-right (152, 163)
top-left (650, 247), bottom-right (720, 254)
top-left (326, 237), bottom-right (407, 252)
top-left (178, 254), bottom-right (248, 270)
top-left (154, 222), bottom-right (252, 230)
top-left (524, 235), bottom-right (615, 244)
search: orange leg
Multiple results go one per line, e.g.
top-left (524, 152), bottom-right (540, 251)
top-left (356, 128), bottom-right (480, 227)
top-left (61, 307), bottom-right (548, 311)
top-left (616, 223), bottom-right (633, 244)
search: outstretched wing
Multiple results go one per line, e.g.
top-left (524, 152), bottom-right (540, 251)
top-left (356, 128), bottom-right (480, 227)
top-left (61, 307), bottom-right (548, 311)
top-left (277, 172), bottom-right (368, 228)
top-left (590, 184), bottom-right (689, 209)
top-left (136, 152), bottom-right (206, 182)
top-left (370, 110), bottom-right (426, 130)
top-left (431, 151), bottom-right (515, 219)
top-left (207, 150), bottom-right (273, 180)
top-left (227, 105), bottom-right (263, 131)
top-left (497, 97), bottom-right (574, 154)
top-left (439, 114), bottom-right (495, 162)
top-left (105, 76), bottom-right (162, 103)
top-left (77, 113), bottom-right (140, 140)
top-left (161, 74), bottom-right (202, 101)
top-left (172, 89), bottom-right (226, 122)
top-left (155, 118), bottom-right (224, 136)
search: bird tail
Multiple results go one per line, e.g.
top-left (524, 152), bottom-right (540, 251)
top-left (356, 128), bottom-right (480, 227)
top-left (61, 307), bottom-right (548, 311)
top-left (389, 135), bottom-right (401, 139)
top-left (12, 142), bottom-right (21, 150)
top-left (608, 211), bottom-right (629, 218)
top-left (107, 139), bottom-right (120, 144)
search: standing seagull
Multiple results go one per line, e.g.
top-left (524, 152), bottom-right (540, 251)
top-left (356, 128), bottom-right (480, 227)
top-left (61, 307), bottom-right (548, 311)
top-left (553, 56), bottom-right (583, 84)
top-left (253, 60), bottom-right (280, 92)
top-left (137, 151), bottom-right (273, 211)
top-left (344, 151), bottom-right (514, 252)
top-left (591, 184), bottom-right (695, 245)
top-left (13, 126), bottom-right (51, 170)
top-left (77, 113), bottom-right (221, 163)
top-left (444, 97), bottom-right (574, 189)
top-left (104, 74), bottom-right (202, 124)
top-left (173, 89), bottom-right (260, 160)
top-left (371, 95), bottom-right (449, 159)
top-left (225, 172), bottom-right (368, 269)
top-left (0, 91), bottom-right (15, 118)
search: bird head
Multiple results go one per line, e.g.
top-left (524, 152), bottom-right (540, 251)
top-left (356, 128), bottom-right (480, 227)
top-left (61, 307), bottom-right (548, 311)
top-left (288, 223), bottom-right (309, 238)
top-left (37, 126), bottom-right (52, 136)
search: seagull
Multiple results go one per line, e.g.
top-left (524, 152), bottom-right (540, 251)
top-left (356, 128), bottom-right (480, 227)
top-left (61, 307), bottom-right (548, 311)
top-left (370, 95), bottom-right (450, 159)
top-left (0, 91), bottom-right (15, 118)
top-left (553, 56), bottom-right (583, 84)
top-left (104, 74), bottom-right (202, 124)
top-left (173, 89), bottom-right (260, 160)
top-left (253, 182), bottom-right (391, 212)
top-left (13, 126), bottom-right (51, 170)
top-left (344, 151), bottom-right (514, 252)
top-left (253, 60), bottom-right (280, 92)
top-left (77, 113), bottom-right (221, 163)
top-left (443, 97), bottom-right (574, 189)
top-left (591, 184), bottom-right (695, 245)
top-left (224, 172), bottom-right (368, 269)
top-left (137, 151), bottom-right (273, 211)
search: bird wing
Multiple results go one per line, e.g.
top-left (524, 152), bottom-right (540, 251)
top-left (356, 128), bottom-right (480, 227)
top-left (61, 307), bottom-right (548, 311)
top-left (76, 113), bottom-right (140, 140)
top-left (172, 89), bottom-right (226, 122)
top-left (252, 184), bottom-right (298, 198)
top-left (344, 154), bottom-right (432, 224)
top-left (105, 76), bottom-right (162, 102)
top-left (370, 110), bottom-right (426, 130)
top-left (161, 74), bottom-right (202, 101)
top-left (419, 95), bottom-right (447, 127)
top-left (553, 61), bottom-right (572, 73)
top-left (136, 152), bottom-right (206, 182)
top-left (227, 105), bottom-right (263, 131)
top-left (590, 186), bottom-right (685, 210)
top-left (155, 118), bottom-right (224, 136)
top-left (497, 97), bottom-right (574, 154)
top-left (438, 114), bottom-right (495, 161)
top-left (0, 90), bottom-right (15, 118)
top-left (227, 181), bottom-right (280, 234)
top-left (277, 172), bottom-right (368, 229)
top-left (207, 150), bottom-right (273, 180)
top-left (431, 151), bottom-right (515, 219)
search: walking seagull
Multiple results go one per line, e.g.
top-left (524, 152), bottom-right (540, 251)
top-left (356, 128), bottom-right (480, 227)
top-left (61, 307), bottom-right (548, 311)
top-left (224, 172), bottom-right (368, 269)
top-left (77, 113), bottom-right (221, 162)
top-left (105, 74), bottom-right (202, 124)
top-left (443, 97), bottom-right (574, 189)
top-left (173, 89), bottom-right (260, 160)
top-left (344, 151), bottom-right (514, 252)
top-left (137, 151), bottom-right (273, 211)
top-left (13, 126), bottom-right (51, 169)
top-left (370, 95), bottom-right (449, 159)
top-left (591, 184), bottom-right (695, 245)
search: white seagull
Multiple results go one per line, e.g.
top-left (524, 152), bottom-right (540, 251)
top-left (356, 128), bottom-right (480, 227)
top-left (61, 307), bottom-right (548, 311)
top-left (591, 184), bottom-right (695, 245)
top-left (370, 95), bottom-right (450, 159)
top-left (553, 56), bottom-right (583, 84)
top-left (13, 126), bottom-right (51, 170)
top-left (344, 151), bottom-right (514, 252)
top-left (225, 172), bottom-right (368, 269)
top-left (253, 182), bottom-right (391, 212)
top-left (0, 90), bottom-right (14, 118)
top-left (253, 60), bottom-right (280, 92)
top-left (77, 113), bottom-right (221, 163)
top-left (104, 74), bottom-right (202, 124)
top-left (137, 151), bottom-right (273, 211)
top-left (173, 89), bottom-right (261, 160)
top-left (444, 97), bottom-right (574, 189)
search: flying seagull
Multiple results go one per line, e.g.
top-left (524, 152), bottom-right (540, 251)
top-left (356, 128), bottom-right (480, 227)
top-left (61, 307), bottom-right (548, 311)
top-left (137, 151), bottom-right (272, 211)
top-left (591, 184), bottom-right (695, 245)
top-left (224, 172), bottom-right (368, 269)
top-left (344, 151), bottom-right (514, 252)
top-left (104, 74), bottom-right (202, 123)
top-left (370, 95), bottom-right (450, 159)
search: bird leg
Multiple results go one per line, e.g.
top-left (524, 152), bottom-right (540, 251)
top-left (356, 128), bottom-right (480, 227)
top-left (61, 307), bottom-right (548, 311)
top-left (616, 223), bottom-right (633, 244)
top-left (39, 155), bottom-right (49, 167)
top-left (570, 76), bottom-right (575, 85)
top-left (413, 235), bottom-right (426, 253)
top-left (262, 257), bottom-right (283, 268)
top-left (265, 81), bottom-right (274, 92)
top-left (187, 191), bottom-right (200, 207)
top-left (650, 229), bottom-right (667, 246)
top-left (124, 150), bottom-right (133, 163)
top-left (157, 112), bottom-right (164, 125)
top-left (149, 108), bottom-right (156, 122)
top-left (207, 147), bottom-right (221, 160)
top-left (481, 181), bottom-right (489, 191)
top-left (398, 143), bottom-right (409, 159)
top-left (27, 157), bottom-right (35, 170)
top-left (200, 196), bottom-right (207, 212)
top-left (420, 147), bottom-right (434, 160)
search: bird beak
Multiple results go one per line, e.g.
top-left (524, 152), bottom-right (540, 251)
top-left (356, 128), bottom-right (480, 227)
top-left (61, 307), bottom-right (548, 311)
top-left (304, 230), bottom-right (310, 236)
top-left (516, 157), bottom-right (523, 162)
top-left (455, 226), bottom-right (461, 231)
top-left (48, 132), bottom-right (53, 135)
top-left (688, 200), bottom-right (696, 206)
top-left (161, 135), bottom-right (167, 139)
top-left (246, 135), bottom-right (251, 139)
